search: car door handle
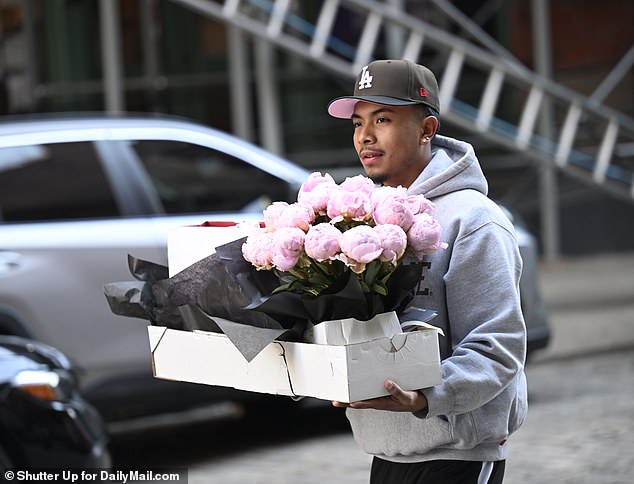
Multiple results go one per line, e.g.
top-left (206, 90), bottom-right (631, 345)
top-left (0, 251), bottom-right (22, 273)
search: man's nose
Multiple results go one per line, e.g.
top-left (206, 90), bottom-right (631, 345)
top-left (358, 124), bottom-right (375, 143)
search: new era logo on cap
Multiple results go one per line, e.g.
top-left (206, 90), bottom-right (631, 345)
top-left (328, 59), bottom-right (440, 119)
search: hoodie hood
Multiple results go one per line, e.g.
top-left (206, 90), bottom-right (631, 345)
top-left (407, 135), bottom-right (488, 199)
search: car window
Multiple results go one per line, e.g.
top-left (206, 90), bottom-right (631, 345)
top-left (0, 142), bottom-right (120, 222)
top-left (131, 140), bottom-right (292, 214)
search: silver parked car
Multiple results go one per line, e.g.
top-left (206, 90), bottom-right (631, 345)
top-left (0, 114), bottom-right (549, 424)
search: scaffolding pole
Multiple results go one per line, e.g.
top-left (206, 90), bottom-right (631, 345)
top-left (228, 27), bottom-right (255, 141)
top-left (532, 0), bottom-right (560, 260)
top-left (99, 0), bottom-right (125, 113)
top-left (254, 41), bottom-right (283, 155)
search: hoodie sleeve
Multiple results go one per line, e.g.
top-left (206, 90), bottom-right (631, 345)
top-left (421, 217), bottom-right (526, 417)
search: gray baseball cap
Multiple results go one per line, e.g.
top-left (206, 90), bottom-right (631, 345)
top-left (328, 59), bottom-right (440, 118)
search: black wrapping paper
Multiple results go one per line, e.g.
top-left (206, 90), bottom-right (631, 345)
top-left (104, 255), bottom-right (185, 329)
top-left (105, 237), bottom-right (424, 362)
top-left (104, 245), bottom-right (303, 362)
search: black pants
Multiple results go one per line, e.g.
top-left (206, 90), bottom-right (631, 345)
top-left (370, 457), bottom-right (505, 484)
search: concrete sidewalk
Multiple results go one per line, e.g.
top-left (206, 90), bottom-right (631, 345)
top-left (532, 251), bottom-right (634, 362)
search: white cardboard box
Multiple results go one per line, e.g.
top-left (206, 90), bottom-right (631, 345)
top-left (167, 222), bottom-right (253, 277)
top-left (148, 325), bottom-right (442, 403)
top-left (159, 222), bottom-right (443, 402)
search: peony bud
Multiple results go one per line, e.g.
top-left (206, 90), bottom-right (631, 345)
top-left (406, 194), bottom-right (435, 215)
top-left (275, 203), bottom-right (315, 232)
top-left (371, 185), bottom-right (407, 209)
top-left (326, 188), bottom-right (373, 223)
top-left (373, 195), bottom-right (415, 231)
top-left (374, 224), bottom-right (407, 265)
top-left (271, 227), bottom-right (306, 271)
top-left (339, 174), bottom-right (376, 196)
top-left (339, 225), bottom-right (383, 265)
top-left (305, 223), bottom-right (342, 261)
top-left (298, 172), bottom-right (336, 213)
top-left (407, 213), bottom-right (445, 259)
top-left (263, 201), bottom-right (289, 232)
top-left (242, 230), bottom-right (274, 270)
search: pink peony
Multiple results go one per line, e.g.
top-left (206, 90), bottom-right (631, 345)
top-left (242, 230), bottom-right (274, 270)
top-left (275, 203), bottom-right (315, 232)
top-left (406, 194), bottom-right (435, 215)
top-left (271, 227), bottom-right (306, 271)
top-left (370, 185), bottom-right (408, 208)
top-left (339, 174), bottom-right (376, 196)
top-left (326, 188), bottom-right (373, 222)
top-left (407, 213), bottom-right (446, 259)
top-left (263, 201), bottom-right (289, 231)
top-left (305, 223), bottom-right (342, 261)
top-left (374, 224), bottom-right (407, 265)
top-left (338, 225), bottom-right (383, 273)
top-left (297, 172), bottom-right (336, 213)
top-left (373, 195), bottom-right (415, 231)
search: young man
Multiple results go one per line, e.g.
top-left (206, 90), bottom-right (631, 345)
top-left (328, 59), bottom-right (527, 484)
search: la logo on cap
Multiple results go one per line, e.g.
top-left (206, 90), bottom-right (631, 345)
top-left (358, 65), bottom-right (373, 90)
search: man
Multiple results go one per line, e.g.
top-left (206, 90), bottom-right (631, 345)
top-left (328, 59), bottom-right (527, 483)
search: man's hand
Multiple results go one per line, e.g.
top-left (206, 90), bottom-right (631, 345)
top-left (332, 380), bottom-right (428, 413)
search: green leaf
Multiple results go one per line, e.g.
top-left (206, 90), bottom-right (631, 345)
top-left (372, 281), bottom-right (388, 296)
top-left (309, 272), bottom-right (330, 285)
top-left (288, 268), bottom-right (308, 279)
top-left (380, 271), bottom-right (394, 284)
top-left (311, 261), bottom-right (331, 277)
top-left (362, 279), bottom-right (374, 293)
top-left (364, 260), bottom-right (381, 286)
top-left (272, 283), bottom-right (293, 294)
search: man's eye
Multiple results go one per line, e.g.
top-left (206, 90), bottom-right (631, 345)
top-left (353, 121), bottom-right (362, 128)
top-left (377, 117), bottom-right (388, 123)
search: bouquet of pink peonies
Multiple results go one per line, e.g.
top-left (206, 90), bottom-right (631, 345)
top-left (241, 172), bottom-right (446, 321)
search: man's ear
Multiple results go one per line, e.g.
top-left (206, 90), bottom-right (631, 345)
top-left (420, 115), bottom-right (439, 142)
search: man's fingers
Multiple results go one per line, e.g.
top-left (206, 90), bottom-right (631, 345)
top-left (332, 400), bottom-right (349, 407)
top-left (385, 380), bottom-right (422, 410)
top-left (333, 382), bottom-right (421, 411)
top-left (385, 380), bottom-right (406, 401)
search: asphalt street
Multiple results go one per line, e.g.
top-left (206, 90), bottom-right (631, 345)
top-left (532, 251), bottom-right (634, 362)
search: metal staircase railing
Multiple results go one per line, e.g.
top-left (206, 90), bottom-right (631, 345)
top-left (172, 0), bottom-right (634, 202)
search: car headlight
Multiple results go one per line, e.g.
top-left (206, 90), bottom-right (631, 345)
top-left (12, 369), bottom-right (74, 402)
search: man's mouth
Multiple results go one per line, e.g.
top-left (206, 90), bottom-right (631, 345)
top-left (360, 150), bottom-right (383, 164)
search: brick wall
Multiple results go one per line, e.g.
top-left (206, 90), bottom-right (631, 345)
top-left (509, 0), bottom-right (633, 71)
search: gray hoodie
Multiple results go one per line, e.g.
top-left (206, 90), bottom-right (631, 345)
top-left (346, 135), bottom-right (528, 463)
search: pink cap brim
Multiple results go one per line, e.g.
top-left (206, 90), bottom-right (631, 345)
top-left (328, 96), bottom-right (418, 119)
top-left (327, 98), bottom-right (359, 119)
